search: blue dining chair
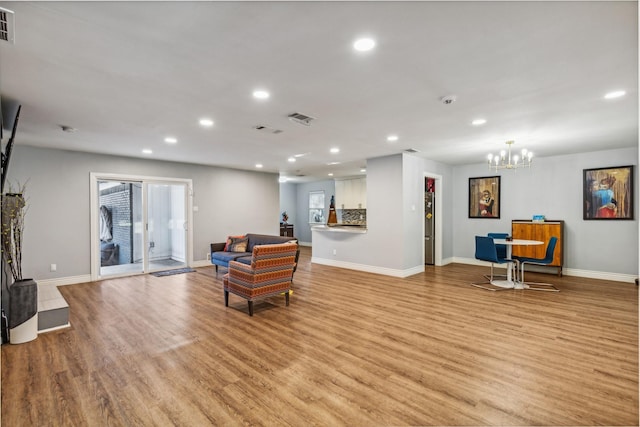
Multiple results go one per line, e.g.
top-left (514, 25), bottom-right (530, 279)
top-left (487, 232), bottom-right (509, 279)
top-left (513, 237), bottom-right (559, 292)
top-left (472, 236), bottom-right (516, 291)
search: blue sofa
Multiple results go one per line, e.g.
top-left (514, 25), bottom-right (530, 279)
top-left (210, 233), bottom-right (298, 272)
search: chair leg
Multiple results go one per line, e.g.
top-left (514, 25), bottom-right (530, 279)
top-left (224, 290), bottom-right (229, 306)
top-left (520, 263), bottom-right (560, 291)
top-left (285, 291), bottom-right (290, 306)
top-left (473, 261), bottom-right (515, 291)
top-left (248, 301), bottom-right (254, 316)
top-left (215, 265), bottom-right (218, 273)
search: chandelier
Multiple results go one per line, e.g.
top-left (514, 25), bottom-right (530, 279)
top-left (487, 140), bottom-right (533, 171)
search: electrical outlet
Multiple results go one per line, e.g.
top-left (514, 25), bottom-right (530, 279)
top-left (206, 253), bottom-right (211, 261)
top-left (333, 249), bottom-right (337, 255)
top-left (50, 264), bottom-right (57, 272)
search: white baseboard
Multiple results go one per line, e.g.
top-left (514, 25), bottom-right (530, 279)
top-left (311, 257), bottom-right (424, 278)
top-left (36, 274), bottom-right (92, 287)
top-left (38, 323), bottom-right (71, 334)
top-left (451, 257), bottom-right (637, 283)
top-left (191, 260), bottom-right (213, 268)
top-left (36, 258), bottom-right (637, 286)
top-left (298, 241), bottom-right (312, 247)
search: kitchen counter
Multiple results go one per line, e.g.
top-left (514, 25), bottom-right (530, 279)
top-left (311, 224), bottom-right (368, 234)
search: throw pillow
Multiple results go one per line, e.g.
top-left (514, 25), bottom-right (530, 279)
top-left (229, 237), bottom-right (249, 252)
top-left (224, 234), bottom-right (245, 251)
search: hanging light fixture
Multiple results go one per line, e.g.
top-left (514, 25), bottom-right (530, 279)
top-left (487, 141), bottom-right (533, 171)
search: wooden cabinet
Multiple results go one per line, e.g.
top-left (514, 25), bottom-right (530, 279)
top-left (280, 223), bottom-right (294, 237)
top-left (511, 220), bottom-right (564, 276)
top-left (335, 178), bottom-right (366, 209)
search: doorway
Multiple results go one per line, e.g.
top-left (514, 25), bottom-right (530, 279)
top-left (423, 172), bottom-right (443, 266)
top-left (90, 173), bottom-right (192, 280)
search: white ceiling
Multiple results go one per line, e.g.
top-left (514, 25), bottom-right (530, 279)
top-left (0, 1), bottom-right (637, 182)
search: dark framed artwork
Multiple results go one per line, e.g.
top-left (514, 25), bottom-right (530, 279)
top-left (583, 165), bottom-right (634, 220)
top-left (469, 176), bottom-right (501, 219)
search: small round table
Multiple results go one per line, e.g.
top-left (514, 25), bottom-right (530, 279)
top-left (491, 239), bottom-right (544, 289)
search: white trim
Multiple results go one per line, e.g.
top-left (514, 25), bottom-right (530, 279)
top-left (311, 257), bottom-right (425, 278)
top-left (452, 257), bottom-right (637, 283)
top-left (38, 323), bottom-right (71, 334)
top-left (36, 274), bottom-right (92, 287)
top-left (90, 173), bottom-right (194, 281)
top-left (298, 241), bottom-right (312, 247)
top-left (191, 260), bottom-right (212, 268)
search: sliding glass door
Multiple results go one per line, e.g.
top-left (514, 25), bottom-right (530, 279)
top-left (91, 174), bottom-right (191, 280)
top-left (97, 180), bottom-right (144, 277)
top-left (147, 183), bottom-right (187, 272)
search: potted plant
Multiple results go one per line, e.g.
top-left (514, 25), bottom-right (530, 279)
top-left (1, 182), bottom-right (38, 344)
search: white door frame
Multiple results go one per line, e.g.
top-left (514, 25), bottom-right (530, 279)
top-left (90, 172), bottom-right (194, 281)
top-left (423, 171), bottom-right (443, 266)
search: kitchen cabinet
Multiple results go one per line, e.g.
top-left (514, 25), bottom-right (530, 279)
top-left (335, 178), bottom-right (366, 209)
top-left (511, 220), bottom-right (564, 276)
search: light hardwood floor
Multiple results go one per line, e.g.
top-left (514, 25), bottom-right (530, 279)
top-left (2, 247), bottom-right (638, 426)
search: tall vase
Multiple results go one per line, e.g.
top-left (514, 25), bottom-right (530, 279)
top-left (9, 278), bottom-right (38, 344)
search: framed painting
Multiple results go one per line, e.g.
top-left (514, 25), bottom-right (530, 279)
top-left (583, 165), bottom-right (633, 220)
top-left (469, 176), bottom-right (500, 219)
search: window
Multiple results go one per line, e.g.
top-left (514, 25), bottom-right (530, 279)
top-left (309, 191), bottom-right (325, 223)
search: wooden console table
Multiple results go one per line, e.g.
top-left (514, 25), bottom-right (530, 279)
top-left (511, 220), bottom-right (564, 276)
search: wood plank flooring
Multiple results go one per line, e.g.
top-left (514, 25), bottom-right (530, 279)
top-left (2, 247), bottom-right (638, 426)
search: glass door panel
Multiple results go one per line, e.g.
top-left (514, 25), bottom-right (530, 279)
top-left (147, 183), bottom-right (187, 272)
top-left (98, 180), bottom-right (144, 277)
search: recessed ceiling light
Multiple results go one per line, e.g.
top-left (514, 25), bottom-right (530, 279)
top-left (278, 177), bottom-right (288, 183)
top-left (327, 162), bottom-right (340, 165)
top-left (164, 137), bottom-right (177, 144)
top-left (387, 135), bottom-right (399, 142)
top-left (330, 147), bottom-right (340, 154)
top-left (142, 149), bottom-right (153, 154)
top-left (255, 163), bottom-right (263, 168)
top-left (471, 119), bottom-right (487, 126)
top-left (328, 173), bottom-right (334, 177)
top-left (294, 153), bottom-right (307, 158)
top-left (604, 90), bottom-right (626, 99)
top-left (288, 157), bottom-right (296, 163)
top-left (199, 118), bottom-right (214, 127)
top-left (253, 90), bottom-right (270, 99)
top-left (360, 168), bottom-right (366, 173)
top-left (353, 37), bottom-right (376, 52)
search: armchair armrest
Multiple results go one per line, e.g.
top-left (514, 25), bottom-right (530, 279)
top-left (210, 242), bottom-right (226, 252)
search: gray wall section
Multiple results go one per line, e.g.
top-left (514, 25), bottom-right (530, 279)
top-left (7, 144), bottom-right (638, 280)
top-left (6, 145), bottom-right (281, 280)
top-left (453, 147), bottom-right (638, 275)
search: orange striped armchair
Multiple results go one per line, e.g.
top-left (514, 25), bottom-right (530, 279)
top-left (223, 242), bottom-right (298, 316)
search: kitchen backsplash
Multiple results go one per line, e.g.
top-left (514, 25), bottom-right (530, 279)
top-left (339, 209), bottom-right (367, 224)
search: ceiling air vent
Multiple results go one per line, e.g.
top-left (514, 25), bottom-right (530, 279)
top-left (253, 125), bottom-right (283, 134)
top-left (404, 148), bottom-right (420, 153)
top-left (0, 7), bottom-right (15, 44)
top-left (288, 112), bottom-right (315, 126)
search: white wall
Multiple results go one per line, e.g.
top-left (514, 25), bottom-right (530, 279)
top-left (7, 145), bottom-right (281, 280)
top-left (452, 147), bottom-right (638, 275)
